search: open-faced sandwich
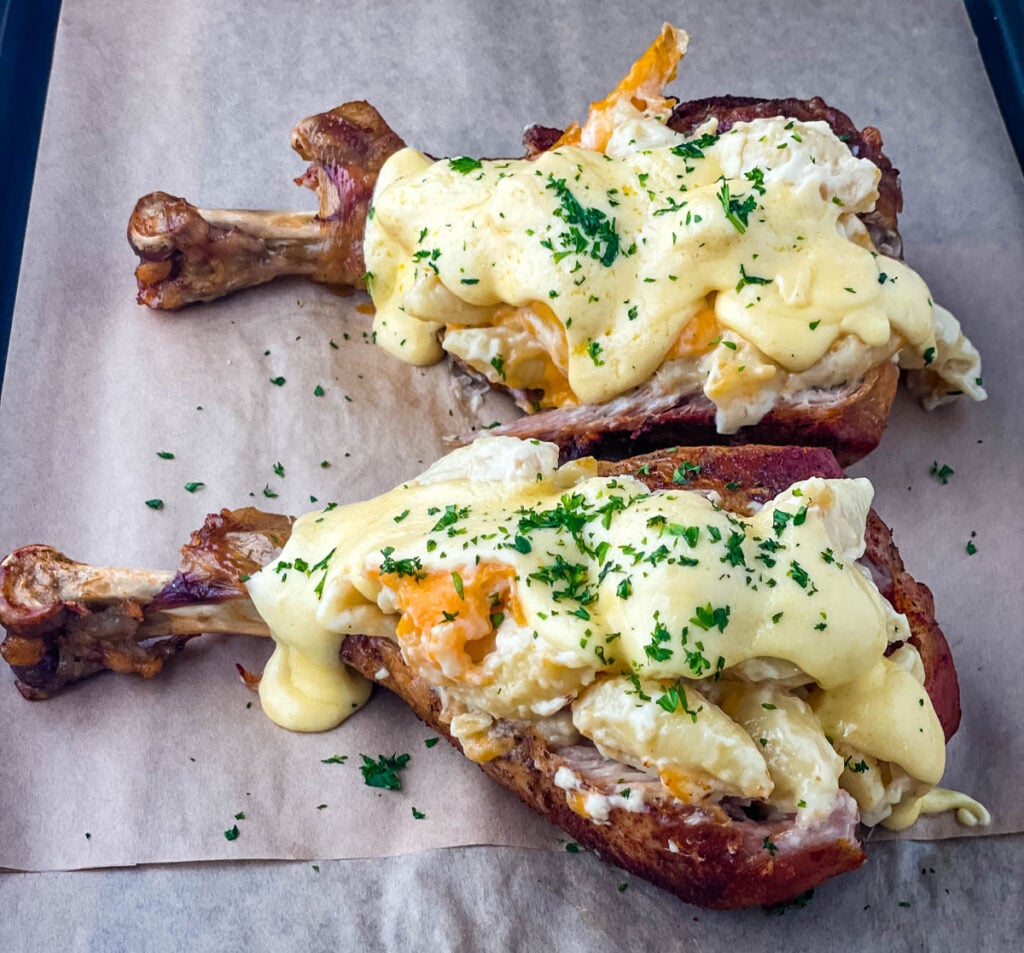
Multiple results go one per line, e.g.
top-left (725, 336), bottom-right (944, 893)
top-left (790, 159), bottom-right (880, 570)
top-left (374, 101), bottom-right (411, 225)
top-left (128, 25), bottom-right (984, 463)
top-left (0, 437), bottom-right (987, 908)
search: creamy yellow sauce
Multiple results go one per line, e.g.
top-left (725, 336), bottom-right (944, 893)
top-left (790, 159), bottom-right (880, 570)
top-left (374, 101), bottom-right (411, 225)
top-left (363, 114), bottom-right (984, 432)
top-left (246, 437), bottom-right (985, 830)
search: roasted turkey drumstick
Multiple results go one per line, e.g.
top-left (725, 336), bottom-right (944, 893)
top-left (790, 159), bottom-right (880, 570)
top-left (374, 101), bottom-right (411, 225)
top-left (0, 447), bottom-right (958, 749)
top-left (128, 96), bottom-right (903, 310)
top-left (128, 101), bottom-right (405, 309)
top-left (0, 508), bottom-right (288, 699)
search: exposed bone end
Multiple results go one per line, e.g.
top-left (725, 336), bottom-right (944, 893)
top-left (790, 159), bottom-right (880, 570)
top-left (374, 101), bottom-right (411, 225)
top-left (1, 510), bottom-right (289, 699)
top-left (0, 545), bottom-right (173, 632)
top-left (128, 192), bottom-right (324, 310)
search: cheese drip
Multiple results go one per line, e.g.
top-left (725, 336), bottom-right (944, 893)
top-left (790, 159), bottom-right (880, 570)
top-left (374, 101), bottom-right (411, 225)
top-left (246, 437), bottom-right (982, 828)
top-left (364, 115), bottom-right (984, 431)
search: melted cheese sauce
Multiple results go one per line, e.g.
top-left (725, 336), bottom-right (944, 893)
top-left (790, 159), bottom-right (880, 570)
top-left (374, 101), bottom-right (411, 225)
top-left (364, 114), bottom-right (984, 431)
top-left (246, 437), bottom-right (984, 830)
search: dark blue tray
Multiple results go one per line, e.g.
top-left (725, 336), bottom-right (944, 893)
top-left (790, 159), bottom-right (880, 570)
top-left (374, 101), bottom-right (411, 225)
top-left (0, 0), bottom-right (63, 389)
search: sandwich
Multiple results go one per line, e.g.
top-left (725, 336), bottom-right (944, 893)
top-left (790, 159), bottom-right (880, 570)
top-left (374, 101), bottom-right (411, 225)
top-left (0, 437), bottom-right (987, 908)
top-left (127, 25), bottom-right (984, 464)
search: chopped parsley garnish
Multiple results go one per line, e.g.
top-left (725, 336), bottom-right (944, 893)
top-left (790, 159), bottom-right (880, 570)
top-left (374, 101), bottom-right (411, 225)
top-left (431, 504), bottom-right (471, 534)
top-left (929, 461), bottom-right (954, 485)
top-left (380, 547), bottom-right (425, 580)
top-left (262, 485), bottom-right (278, 499)
top-left (411, 807), bottom-right (426, 819)
top-left (542, 174), bottom-right (620, 267)
top-left (145, 499), bottom-right (164, 510)
top-left (490, 354), bottom-right (506, 380)
top-left (716, 179), bottom-right (758, 234)
top-left (320, 754), bottom-right (348, 764)
top-left (655, 682), bottom-right (702, 722)
top-left (586, 339), bottom-right (605, 366)
top-left (762, 837), bottom-right (778, 856)
top-left (721, 531), bottom-right (747, 568)
top-left (269, 376), bottom-right (286, 386)
top-left (449, 156), bottom-right (482, 174)
top-left (272, 461), bottom-right (285, 478)
top-left (735, 263), bottom-right (772, 293)
top-left (313, 384), bottom-right (325, 397)
top-left (652, 195), bottom-right (688, 217)
top-left (670, 132), bottom-right (719, 159)
top-left (644, 618), bottom-right (674, 662)
top-left (393, 509), bottom-right (410, 523)
top-left (787, 561), bottom-right (814, 591)
top-left (451, 570), bottom-right (464, 598)
top-left (224, 825), bottom-right (240, 841)
top-left (184, 482), bottom-right (205, 493)
top-left (671, 461), bottom-right (701, 484)
top-left (690, 602), bottom-right (730, 633)
top-left (923, 347), bottom-right (936, 365)
top-left (745, 167), bottom-right (767, 195)
top-left (424, 737), bottom-right (439, 748)
top-left (564, 842), bottom-right (580, 853)
top-left (156, 451), bottom-right (175, 460)
top-left (359, 753), bottom-right (411, 790)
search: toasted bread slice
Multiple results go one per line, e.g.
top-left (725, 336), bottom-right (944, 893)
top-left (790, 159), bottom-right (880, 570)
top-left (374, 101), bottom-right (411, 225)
top-left (336, 444), bottom-right (958, 909)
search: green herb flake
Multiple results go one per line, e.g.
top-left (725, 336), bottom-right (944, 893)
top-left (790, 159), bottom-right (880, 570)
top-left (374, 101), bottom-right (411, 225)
top-left (735, 262), bottom-right (772, 293)
top-left (145, 499), bottom-right (164, 510)
top-left (690, 602), bottom-right (731, 633)
top-left (184, 482), bottom-right (205, 493)
top-left (671, 461), bottom-right (701, 484)
top-left (359, 753), bottom-right (411, 791)
top-left (320, 754), bottom-right (348, 764)
top-left (929, 461), bottom-right (954, 485)
top-left (451, 571), bottom-right (464, 598)
top-left (314, 384), bottom-right (325, 397)
top-left (269, 376), bottom-right (286, 386)
top-left (449, 156), bottom-right (483, 174)
top-left (156, 451), bottom-right (175, 460)
top-left (717, 179), bottom-right (757, 234)
top-left (224, 825), bottom-right (240, 842)
top-left (411, 807), bottom-right (426, 819)
top-left (424, 737), bottom-right (440, 749)
top-left (543, 174), bottom-right (620, 267)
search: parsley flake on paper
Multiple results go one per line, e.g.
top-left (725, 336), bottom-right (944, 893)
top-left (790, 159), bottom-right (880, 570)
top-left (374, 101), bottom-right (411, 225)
top-left (359, 753), bottom-right (411, 790)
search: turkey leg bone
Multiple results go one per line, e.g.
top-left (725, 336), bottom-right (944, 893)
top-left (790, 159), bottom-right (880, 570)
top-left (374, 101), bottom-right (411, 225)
top-left (0, 508), bottom-right (291, 699)
top-left (128, 101), bottom-right (405, 309)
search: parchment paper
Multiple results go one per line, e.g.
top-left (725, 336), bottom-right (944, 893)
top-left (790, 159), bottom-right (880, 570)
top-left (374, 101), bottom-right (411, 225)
top-left (0, 0), bottom-right (1022, 941)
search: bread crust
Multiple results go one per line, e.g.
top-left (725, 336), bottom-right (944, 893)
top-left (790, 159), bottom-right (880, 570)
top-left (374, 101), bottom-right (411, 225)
top-left (494, 363), bottom-right (900, 467)
top-left (337, 444), bottom-right (957, 908)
